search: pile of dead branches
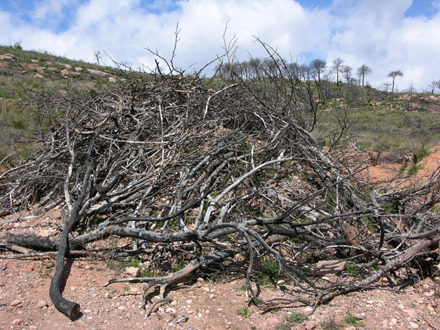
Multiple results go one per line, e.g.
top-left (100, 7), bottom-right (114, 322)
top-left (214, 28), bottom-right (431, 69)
top-left (1, 45), bottom-right (440, 318)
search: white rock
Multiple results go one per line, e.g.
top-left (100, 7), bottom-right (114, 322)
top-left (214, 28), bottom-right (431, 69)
top-left (0, 54), bottom-right (16, 60)
top-left (355, 313), bottom-right (366, 320)
top-left (35, 300), bottom-right (48, 309)
top-left (60, 69), bottom-right (69, 76)
top-left (304, 306), bottom-right (314, 315)
top-left (125, 267), bottom-right (140, 277)
top-left (10, 300), bottom-right (22, 306)
top-left (87, 69), bottom-right (110, 77)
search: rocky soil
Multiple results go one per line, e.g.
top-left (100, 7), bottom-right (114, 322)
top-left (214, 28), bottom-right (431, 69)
top-left (0, 249), bottom-right (439, 330)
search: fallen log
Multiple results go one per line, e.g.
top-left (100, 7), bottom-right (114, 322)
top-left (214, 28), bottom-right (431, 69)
top-left (7, 233), bottom-right (83, 251)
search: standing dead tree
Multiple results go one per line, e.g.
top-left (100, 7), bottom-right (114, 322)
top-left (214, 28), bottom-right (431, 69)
top-left (1, 41), bottom-right (439, 318)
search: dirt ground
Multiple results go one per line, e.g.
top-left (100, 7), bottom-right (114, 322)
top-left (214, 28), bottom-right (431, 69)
top-left (366, 143), bottom-right (440, 185)
top-left (0, 254), bottom-right (440, 330)
top-left (1, 144), bottom-right (440, 330)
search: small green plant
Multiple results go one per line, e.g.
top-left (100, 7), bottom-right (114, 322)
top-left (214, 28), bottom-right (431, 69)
top-left (384, 199), bottom-right (401, 214)
top-left (106, 261), bottom-right (115, 269)
top-left (262, 257), bottom-right (280, 272)
top-left (345, 314), bottom-right (360, 325)
top-left (122, 257), bottom-right (140, 270)
top-left (221, 131), bottom-right (252, 152)
top-left (255, 256), bottom-right (282, 285)
top-left (287, 312), bottom-right (308, 324)
top-left (237, 285), bottom-right (247, 291)
top-left (275, 323), bottom-right (290, 330)
top-left (275, 312), bottom-right (308, 330)
top-left (172, 260), bottom-right (186, 272)
top-left (407, 163), bottom-right (422, 176)
top-left (141, 269), bottom-right (157, 277)
top-left (414, 147), bottom-right (431, 162)
top-left (344, 263), bottom-right (358, 276)
top-left (321, 318), bottom-right (341, 330)
top-left (124, 286), bottom-right (129, 291)
top-left (237, 306), bottom-right (254, 318)
top-left (361, 216), bottom-right (377, 232)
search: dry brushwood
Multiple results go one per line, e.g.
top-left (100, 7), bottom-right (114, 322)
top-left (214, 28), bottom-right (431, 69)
top-left (1, 39), bottom-right (440, 318)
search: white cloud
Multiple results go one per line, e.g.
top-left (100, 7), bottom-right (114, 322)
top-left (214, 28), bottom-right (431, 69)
top-left (0, 0), bottom-right (439, 90)
top-left (32, 0), bottom-right (72, 20)
top-left (326, 0), bottom-right (440, 89)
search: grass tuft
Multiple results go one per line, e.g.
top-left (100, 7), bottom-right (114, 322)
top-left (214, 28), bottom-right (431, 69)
top-left (237, 306), bottom-right (254, 318)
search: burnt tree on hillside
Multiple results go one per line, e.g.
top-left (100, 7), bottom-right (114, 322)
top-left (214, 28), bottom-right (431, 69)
top-left (357, 64), bottom-right (373, 87)
top-left (331, 57), bottom-right (345, 86)
top-left (341, 65), bottom-right (353, 84)
top-left (388, 70), bottom-right (404, 93)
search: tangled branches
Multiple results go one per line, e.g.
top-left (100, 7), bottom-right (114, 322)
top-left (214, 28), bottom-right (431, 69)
top-left (1, 46), bottom-right (440, 318)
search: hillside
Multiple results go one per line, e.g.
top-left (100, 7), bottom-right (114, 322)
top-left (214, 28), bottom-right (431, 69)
top-left (0, 44), bottom-right (123, 164)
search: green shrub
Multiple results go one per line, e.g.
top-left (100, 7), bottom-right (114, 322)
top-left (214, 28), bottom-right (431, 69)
top-left (287, 312), bottom-right (308, 324)
top-left (275, 323), bottom-right (290, 330)
top-left (414, 147), bottom-right (430, 162)
top-left (407, 163), bottom-right (422, 176)
top-left (344, 263), bottom-right (358, 275)
top-left (345, 314), bottom-right (360, 325)
top-left (122, 257), bottom-right (140, 270)
top-left (172, 260), bottom-right (186, 272)
top-left (237, 306), bottom-right (254, 318)
top-left (255, 256), bottom-right (281, 285)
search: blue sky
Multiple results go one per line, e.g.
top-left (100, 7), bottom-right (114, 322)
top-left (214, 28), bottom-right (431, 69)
top-left (1, 0), bottom-right (440, 91)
